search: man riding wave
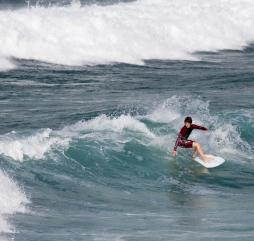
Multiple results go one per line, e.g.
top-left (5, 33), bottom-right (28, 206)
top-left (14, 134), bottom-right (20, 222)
top-left (172, 116), bottom-right (211, 162)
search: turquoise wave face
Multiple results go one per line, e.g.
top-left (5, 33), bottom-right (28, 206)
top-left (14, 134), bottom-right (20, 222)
top-left (0, 43), bottom-right (254, 240)
top-left (2, 104), bottom-right (254, 240)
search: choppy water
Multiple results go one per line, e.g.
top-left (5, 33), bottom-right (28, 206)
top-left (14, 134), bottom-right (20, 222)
top-left (0, 1), bottom-right (254, 241)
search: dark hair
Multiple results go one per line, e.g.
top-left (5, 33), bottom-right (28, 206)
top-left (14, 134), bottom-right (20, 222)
top-left (184, 116), bottom-right (192, 124)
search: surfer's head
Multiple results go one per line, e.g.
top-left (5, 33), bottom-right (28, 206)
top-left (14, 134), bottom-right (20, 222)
top-left (184, 116), bottom-right (192, 128)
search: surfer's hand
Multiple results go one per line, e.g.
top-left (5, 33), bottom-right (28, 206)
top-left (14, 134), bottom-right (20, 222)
top-left (172, 150), bottom-right (177, 157)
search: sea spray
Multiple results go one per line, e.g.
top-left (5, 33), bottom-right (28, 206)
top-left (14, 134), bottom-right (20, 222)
top-left (0, 170), bottom-right (28, 237)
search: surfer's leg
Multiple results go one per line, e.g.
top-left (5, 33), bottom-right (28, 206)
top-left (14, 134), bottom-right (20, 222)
top-left (192, 142), bottom-right (210, 162)
top-left (190, 140), bottom-right (197, 159)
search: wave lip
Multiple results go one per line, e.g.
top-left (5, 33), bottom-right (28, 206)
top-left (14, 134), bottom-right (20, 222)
top-left (0, 114), bottom-right (154, 162)
top-left (1, 0), bottom-right (254, 70)
top-left (77, 114), bottom-right (155, 138)
top-left (0, 129), bottom-right (69, 161)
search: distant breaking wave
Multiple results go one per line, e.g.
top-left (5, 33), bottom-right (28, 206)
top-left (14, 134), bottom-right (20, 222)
top-left (1, 0), bottom-right (254, 70)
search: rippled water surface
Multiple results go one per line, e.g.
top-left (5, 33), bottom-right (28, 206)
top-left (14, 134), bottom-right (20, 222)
top-left (0, 1), bottom-right (254, 240)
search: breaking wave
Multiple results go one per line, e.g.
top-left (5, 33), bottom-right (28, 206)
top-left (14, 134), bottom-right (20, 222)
top-left (1, 0), bottom-right (254, 70)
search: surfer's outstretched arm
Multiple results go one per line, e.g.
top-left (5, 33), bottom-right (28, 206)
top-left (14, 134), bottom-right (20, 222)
top-left (192, 124), bottom-right (208, 131)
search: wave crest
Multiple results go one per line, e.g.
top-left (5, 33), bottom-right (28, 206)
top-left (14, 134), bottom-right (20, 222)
top-left (0, 96), bottom-right (252, 162)
top-left (1, 0), bottom-right (254, 70)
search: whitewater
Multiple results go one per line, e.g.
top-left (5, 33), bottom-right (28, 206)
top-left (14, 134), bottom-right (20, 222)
top-left (1, 0), bottom-right (254, 70)
top-left (0, 0), bottom-right (254, 240)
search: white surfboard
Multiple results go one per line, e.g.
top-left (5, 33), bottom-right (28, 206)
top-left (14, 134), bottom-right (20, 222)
top-left (194, 154), bottom-right (225, 168)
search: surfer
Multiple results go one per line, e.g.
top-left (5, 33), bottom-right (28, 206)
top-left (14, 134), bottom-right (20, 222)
top-left (172, 116), bottom-right (211, 162)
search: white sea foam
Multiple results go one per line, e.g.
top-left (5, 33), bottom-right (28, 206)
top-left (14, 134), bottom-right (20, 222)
top-left (0, 170), bottom-right (28, 236)
top-left (0, 57), bottom-right (15, 71)
top-left (0, 114), bottom-right (154, 162)
top-left (1, 0), bottom-right (254, 70)
top-left (0, 129), bottom-right (69, 161)
top-left (148, 96), bottom-right (211, 124)
top-left (81, 114), bottom-right (155, 138)
top-left (59, 114), bottom-right (156, 145)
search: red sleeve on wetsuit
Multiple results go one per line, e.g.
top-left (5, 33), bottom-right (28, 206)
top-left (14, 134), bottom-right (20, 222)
top-left (191, 124), bottom-right (208, 131)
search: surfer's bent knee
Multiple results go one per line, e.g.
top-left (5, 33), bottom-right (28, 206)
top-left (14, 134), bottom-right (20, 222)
top-left (192, 142), bottom-right (199, 148)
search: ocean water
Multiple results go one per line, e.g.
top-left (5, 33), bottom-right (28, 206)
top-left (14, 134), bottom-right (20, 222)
top-left (0, 0), bottom-right (254, 240)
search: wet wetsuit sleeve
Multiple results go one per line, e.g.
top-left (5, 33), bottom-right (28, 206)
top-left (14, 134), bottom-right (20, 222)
top-left (191, 124), bottom-right (208, 131)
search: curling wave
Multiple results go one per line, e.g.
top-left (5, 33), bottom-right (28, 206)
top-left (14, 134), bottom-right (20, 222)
top-left (0, 96), bottom-right (251, 163)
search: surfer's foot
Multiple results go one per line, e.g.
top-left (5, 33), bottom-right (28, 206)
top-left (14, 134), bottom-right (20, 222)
top-left (201, 155), bottom-right (213, 162)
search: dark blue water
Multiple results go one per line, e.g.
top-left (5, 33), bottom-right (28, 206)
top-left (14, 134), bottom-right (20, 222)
top-left (0, 1), bottom-right (254, 241)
